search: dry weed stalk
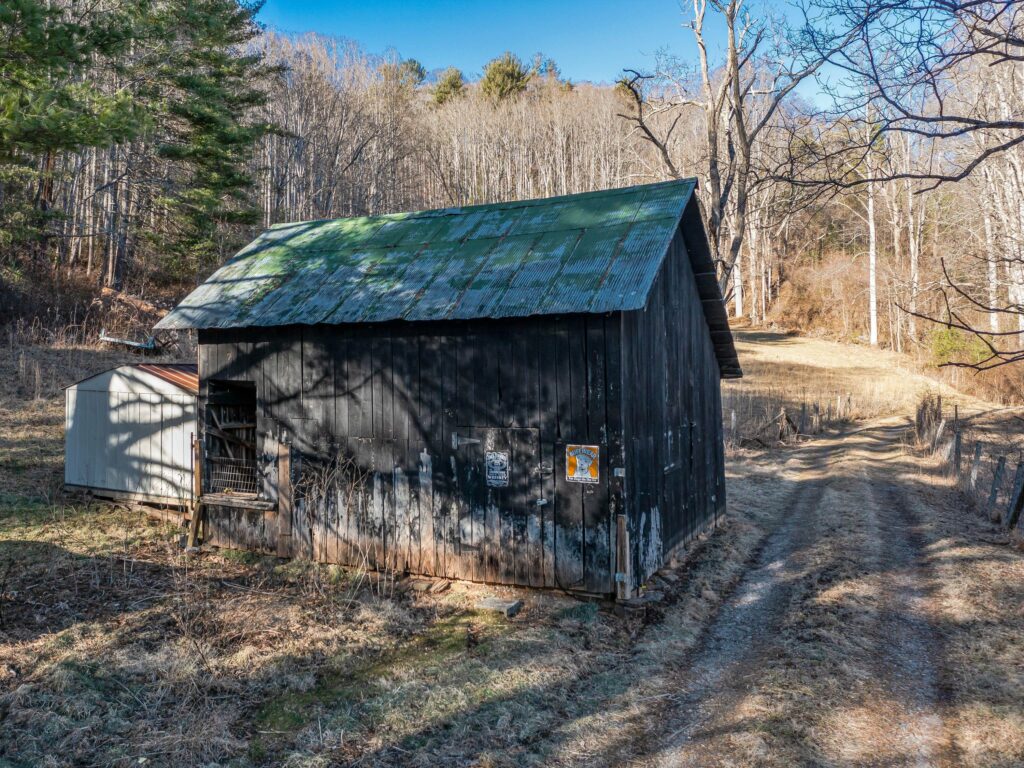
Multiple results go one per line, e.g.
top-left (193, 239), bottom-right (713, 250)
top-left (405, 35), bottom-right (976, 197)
top-left (294, 451), bottom-right (391, 606)
top-left (167, 542), bottom-right (216, 676)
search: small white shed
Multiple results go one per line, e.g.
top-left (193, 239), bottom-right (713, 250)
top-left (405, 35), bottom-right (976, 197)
top-left (65, 364), bottom-right (199, 505)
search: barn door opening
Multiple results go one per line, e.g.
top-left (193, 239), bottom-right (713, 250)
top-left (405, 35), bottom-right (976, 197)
top-left (451, 427), bottom-right (542, 586)
top-left (205, 380), bottom-right (258, 496)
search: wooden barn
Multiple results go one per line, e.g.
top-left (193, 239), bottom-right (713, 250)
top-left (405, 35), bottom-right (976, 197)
top-left (155, 179), bottom-right (741, 598)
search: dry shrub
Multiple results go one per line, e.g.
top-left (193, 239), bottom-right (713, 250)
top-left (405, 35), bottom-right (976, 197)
top-left (935, 363), bottom-right (1024, 406)
top-left (769, 253), bottom-right (868, 343)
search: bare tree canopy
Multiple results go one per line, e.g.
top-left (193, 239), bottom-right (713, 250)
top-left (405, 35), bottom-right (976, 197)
top-left (4, 0), bottom-right (1024, 393)
top-left (616, 0), bottom-right (865, 296)
top-left (809, 0), bottom-right (1024, 184)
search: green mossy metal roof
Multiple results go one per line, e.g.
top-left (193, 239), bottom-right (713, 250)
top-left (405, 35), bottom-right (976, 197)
top-left (156, 179), bottom-right (705, 330)
top-left (158, 179), bottom-right (742, 376)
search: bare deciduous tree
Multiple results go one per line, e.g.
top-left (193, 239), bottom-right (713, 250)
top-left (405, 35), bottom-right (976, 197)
top-left (617, 0), bottom-right (863, 296)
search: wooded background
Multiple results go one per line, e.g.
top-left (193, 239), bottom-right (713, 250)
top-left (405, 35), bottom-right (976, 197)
top-left (3, 0), bottom-right (1023, 399)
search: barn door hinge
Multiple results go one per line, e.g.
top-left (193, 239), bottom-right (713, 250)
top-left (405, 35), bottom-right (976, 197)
top-left (451, 432), bottom-right (481, 450)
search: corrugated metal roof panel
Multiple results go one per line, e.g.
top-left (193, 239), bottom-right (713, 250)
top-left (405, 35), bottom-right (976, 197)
top-left (137, 364), bottom-right (200, 395)
top-left (65, 363), bottom-right (199, 395)
top-left (157, 179), bottom-right (742, 378)
top-left (156, 179), bottom-right (699, 330)
top-left (449, 233), bottom-right (538, 319)
top-left (535, 225), bottom-right (625, 315)
top-left (600, 216), bottom-right (681, 311)
top-left (488, 229), bottom-right (584, 318)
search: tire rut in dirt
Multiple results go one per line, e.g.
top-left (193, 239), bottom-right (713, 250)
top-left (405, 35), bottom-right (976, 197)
top-left (868, 477), bottom-right (956, 766)
top-left (645, 472), bottom-right (831, 765)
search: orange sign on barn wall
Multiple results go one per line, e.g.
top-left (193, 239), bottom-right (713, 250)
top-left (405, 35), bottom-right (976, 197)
top-left (566, 444), bottom-right (600, 483)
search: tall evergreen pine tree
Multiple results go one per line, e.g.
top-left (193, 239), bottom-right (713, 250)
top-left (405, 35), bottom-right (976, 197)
top-left (149, 0), bottom-right (276, 276)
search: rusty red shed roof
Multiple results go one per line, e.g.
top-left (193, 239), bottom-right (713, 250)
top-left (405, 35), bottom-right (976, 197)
top-left (134, 363), bottom-right (199, 395)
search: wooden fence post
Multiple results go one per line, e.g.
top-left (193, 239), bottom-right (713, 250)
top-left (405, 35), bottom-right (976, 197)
top-left (278, 439), bottom-right (293, 557)
top-left (187, 434), bottom-right (203, 548)
top-left (1006, 462), bottom-right (1024, 530)
top-left (953, 430), bottom-right (962, 477)
top-left (615, 513), bottom-right (632, 601)
top-left (986, 455), bottom-right (1007, 523)
top-left (799, 403), bottom-right (807, 436)
top-left (969, 441), bottom-right (984, 493)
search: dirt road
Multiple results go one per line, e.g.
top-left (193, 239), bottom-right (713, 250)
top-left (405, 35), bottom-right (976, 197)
top-left (602, 417), bottom-right (1021, 768)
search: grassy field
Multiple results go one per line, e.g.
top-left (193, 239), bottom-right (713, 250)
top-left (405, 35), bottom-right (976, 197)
top-left (720, 330), bottom-right (988, 446)
top-left (1, 331), bottom-right (1022, 766)
top-left (0, 336), bottom-right (783, 767)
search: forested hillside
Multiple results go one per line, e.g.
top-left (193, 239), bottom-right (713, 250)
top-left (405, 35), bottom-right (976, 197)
top-left (3, 1), bottom-right (1023, 398)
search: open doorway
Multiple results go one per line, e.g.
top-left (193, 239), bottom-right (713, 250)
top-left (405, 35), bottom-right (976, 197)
top-left (205, 380), bottom-right (258, 496)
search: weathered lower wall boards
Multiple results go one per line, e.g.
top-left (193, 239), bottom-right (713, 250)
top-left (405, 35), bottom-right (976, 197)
top-left (157, 179), bottom-right (741, 597)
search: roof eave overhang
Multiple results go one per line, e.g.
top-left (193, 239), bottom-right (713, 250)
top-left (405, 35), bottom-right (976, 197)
top-left (678, 195), bottom-right (742, 379)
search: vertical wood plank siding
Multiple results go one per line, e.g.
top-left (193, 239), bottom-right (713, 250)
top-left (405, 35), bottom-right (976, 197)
top-left (621, 227), bottom-right (726, 588)
top-left (199, 313), bottom-right (622, 593)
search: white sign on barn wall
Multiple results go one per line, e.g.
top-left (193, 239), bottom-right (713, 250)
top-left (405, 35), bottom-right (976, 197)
top-left (485, 450), bottom-right (510, 487)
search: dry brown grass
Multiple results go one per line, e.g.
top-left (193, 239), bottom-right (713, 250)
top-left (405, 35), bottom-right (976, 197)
top-left (2, 332), bottom-right (1022, 766)
top-left (5, 495), bottom-right (751, 767)
top-left (723, 330), bottom-right (983, 449)
top-left (0, 336), bottom-right (791, 767)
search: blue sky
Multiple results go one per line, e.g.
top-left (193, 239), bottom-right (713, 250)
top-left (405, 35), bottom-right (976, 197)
top-left (256, 0), bottom-right (723, 84)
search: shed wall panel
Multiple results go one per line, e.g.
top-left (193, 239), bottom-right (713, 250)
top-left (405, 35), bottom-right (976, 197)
top-left (65, 374), bottom-right (196, 505)
top-left (621, 227), bottom-right (726, 588)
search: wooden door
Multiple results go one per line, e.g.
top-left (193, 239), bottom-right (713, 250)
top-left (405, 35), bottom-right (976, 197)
top-left (451, 427), bottom-right (541, 586)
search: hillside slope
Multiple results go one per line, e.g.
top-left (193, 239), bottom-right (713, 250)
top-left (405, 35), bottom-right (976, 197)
top-left (725, 329), bottom-right (982, 422)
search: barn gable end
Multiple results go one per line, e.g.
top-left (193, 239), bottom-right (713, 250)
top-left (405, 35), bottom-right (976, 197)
top-left (621, 205), bottom-right (728, 585)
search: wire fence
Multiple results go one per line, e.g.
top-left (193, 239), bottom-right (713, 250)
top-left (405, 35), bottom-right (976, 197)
top-left (723, 388), bottom-right (857, 450)
top-left (206, 456), bottom-right (260, 496)
top-left (917, 396), bottom-right (1024, 537)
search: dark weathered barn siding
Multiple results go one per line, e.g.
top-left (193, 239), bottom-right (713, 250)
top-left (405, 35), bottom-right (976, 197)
top-left (621, 226), bottom-right (725, 583)
top-left (184, 183), bottom-right (740, 597)
top-left (199, 314), bottom-right (623, 593)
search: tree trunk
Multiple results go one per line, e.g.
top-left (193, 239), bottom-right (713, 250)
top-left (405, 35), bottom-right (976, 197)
top-left (983, 205), bottom-right (999, 334)
top-left (733, 251), bottom-right (744, 317)
top-left (867, 175), bottom-right (879, 346)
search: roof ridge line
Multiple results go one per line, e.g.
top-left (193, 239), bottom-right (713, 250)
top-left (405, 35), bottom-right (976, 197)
top-left (266, 179), bottom-right (699, 230)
